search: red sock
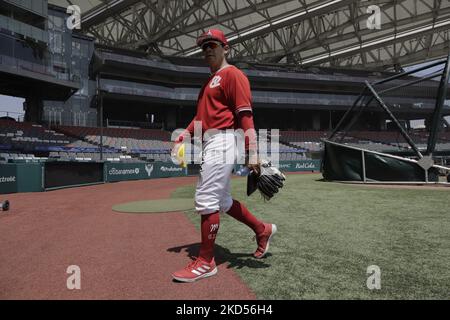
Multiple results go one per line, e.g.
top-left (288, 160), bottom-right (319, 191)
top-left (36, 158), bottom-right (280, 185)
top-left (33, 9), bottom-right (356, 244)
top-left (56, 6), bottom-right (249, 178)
top-left (198, 212), bottom-right (220, 263)
top-left (226, 200), bottom-right (265, 235)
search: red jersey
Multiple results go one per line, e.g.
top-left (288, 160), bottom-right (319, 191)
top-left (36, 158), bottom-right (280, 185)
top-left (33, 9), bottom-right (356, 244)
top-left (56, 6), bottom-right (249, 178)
top-left (195, 65), bottom-right (252, 133)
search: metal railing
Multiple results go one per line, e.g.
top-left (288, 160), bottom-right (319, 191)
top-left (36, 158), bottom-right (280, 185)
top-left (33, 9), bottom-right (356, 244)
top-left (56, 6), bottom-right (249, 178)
top-left (106, 119), bottom-right (163, 129)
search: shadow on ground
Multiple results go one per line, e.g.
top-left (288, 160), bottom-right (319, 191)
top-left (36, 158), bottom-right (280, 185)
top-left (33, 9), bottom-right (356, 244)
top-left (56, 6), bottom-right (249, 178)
top-left (167, 242), bottom-right (272, 270)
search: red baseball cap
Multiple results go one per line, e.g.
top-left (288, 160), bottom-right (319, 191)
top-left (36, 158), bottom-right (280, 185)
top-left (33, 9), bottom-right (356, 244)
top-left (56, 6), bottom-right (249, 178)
top-left (196, 29), bottom-right (229, 47)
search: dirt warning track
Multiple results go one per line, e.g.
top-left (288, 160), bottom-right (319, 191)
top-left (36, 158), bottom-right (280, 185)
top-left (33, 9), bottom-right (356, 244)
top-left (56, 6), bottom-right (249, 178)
top-left (0, 177), bottom-right (256, 300)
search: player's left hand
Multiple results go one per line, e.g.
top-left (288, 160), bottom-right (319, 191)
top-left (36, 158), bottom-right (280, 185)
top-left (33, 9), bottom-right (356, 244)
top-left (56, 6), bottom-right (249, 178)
top-left (247, 162), bottom-right (261, 176)
top-left (245, 151), bottom-right (260, 175)
top-left (248, 159), bottom-right (286, 201)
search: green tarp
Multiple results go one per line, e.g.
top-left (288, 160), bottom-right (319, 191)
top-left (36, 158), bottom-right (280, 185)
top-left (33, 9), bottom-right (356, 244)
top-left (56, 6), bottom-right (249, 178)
top-left (322, 141), bottom-right (438, 182)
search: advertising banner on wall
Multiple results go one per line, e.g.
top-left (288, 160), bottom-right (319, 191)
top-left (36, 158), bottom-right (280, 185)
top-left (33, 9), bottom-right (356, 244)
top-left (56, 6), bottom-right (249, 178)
top-left (278, 160), bottom-right (321, 172)
top-left (104, 162), bottom-right (187, 182)
top-left (0, 163), bottom-right (43, 194)
top-left (0, 165), bottom-right (18, 194)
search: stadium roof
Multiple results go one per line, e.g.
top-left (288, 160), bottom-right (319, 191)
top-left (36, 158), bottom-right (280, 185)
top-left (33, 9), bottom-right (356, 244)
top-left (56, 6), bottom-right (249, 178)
top-left (48, 0), bottom-right (450, 71)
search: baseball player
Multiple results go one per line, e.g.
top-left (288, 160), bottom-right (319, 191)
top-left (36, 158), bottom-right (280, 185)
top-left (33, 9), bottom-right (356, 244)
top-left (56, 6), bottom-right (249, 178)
top-left (171, 29), bottom-right (277, 283)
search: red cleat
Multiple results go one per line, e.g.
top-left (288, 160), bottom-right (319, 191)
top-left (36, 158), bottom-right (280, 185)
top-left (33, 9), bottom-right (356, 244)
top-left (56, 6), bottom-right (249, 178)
top-left (254, 223), bottom-right (277, 259)
top-left (172, 257), bottom-right (218, 283)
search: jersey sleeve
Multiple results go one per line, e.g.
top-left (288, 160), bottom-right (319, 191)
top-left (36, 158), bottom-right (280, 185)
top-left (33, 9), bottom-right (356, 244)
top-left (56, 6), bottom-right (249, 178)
top-left (237, 110), bottom-right (257, 151)
top-left (224, 68), bottom-right (253, 114)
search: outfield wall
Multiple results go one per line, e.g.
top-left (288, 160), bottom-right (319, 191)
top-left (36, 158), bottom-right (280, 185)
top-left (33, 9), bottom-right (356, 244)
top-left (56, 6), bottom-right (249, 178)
top-left (0, 160), bottom-right (320, 194)
top-left (0, 163), bottom-right (43, 194)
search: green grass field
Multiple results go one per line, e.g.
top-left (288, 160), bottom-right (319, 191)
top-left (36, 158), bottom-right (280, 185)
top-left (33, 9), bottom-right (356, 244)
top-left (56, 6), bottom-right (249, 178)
top-left (172, 173), bottom-right (450, 299)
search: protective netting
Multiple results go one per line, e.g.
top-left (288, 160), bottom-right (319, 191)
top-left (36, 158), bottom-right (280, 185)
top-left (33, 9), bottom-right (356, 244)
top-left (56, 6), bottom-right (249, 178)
top-left (330, 58), bottom-right (450, 165)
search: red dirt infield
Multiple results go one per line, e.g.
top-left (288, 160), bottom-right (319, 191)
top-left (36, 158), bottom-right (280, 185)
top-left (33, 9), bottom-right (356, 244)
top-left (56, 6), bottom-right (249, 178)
top-left (0, 177), bottom-right (256, 300)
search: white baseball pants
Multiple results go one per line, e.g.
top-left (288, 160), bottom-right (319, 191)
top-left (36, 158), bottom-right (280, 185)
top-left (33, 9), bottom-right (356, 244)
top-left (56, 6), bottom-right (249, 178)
top-left (195, 131), bottom-right (237, 215)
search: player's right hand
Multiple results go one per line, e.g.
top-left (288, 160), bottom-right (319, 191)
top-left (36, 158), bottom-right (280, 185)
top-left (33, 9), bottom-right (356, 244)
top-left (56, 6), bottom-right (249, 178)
top-left (171, 141), bottom-right (186, 168)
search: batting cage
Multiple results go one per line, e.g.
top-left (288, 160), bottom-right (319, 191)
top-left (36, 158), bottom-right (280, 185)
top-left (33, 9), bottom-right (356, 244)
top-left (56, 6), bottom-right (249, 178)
top-left (322, 55), bottom-right (450, 183)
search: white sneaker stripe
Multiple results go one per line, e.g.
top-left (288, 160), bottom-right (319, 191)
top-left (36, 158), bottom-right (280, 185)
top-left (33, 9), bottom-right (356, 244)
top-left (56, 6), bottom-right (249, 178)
top-left (197, 267), bottom-right (206, 273)
top-left (192, 269), bottom-right (202, 276)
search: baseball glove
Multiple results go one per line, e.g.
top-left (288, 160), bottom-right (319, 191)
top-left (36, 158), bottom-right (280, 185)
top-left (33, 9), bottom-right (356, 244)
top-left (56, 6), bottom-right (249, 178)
top-left (247, 160), bottom-right (286, 201)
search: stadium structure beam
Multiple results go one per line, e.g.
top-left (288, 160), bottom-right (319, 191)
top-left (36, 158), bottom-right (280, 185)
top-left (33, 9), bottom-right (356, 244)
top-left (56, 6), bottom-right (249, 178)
top-left (131, 0), bottom-right (293, 48)
top-left (85, 0), bottom-right (204, 52)
top-left (296, 3), bottom-right (450, 64)
top-left (81, 0), bottom-right (141, 30)
top-left (228, 0), bottom-right (412, 62)
top-left (223, 0), bottom-right (402, 61)
top-left (130, 0), bottom-right (211, 50)
top-left (75, 0), bottom-right (450, 70)
top-left (361, 41), bottom-right (450, 70)
top-left (301, 18), bottom-right (450, 67)
top-left (226, 0), bottom-right (450, 69)
top-left (254, 0), bottom-right (450, 69)
top-left (228, 0), bottom-right (357, 42)
top-left (86, 0), bottom-right (297, 53)
top-left (307, 0), bottom-right (450, 69)
top-left (183, 0), bottom-right (358, 57)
